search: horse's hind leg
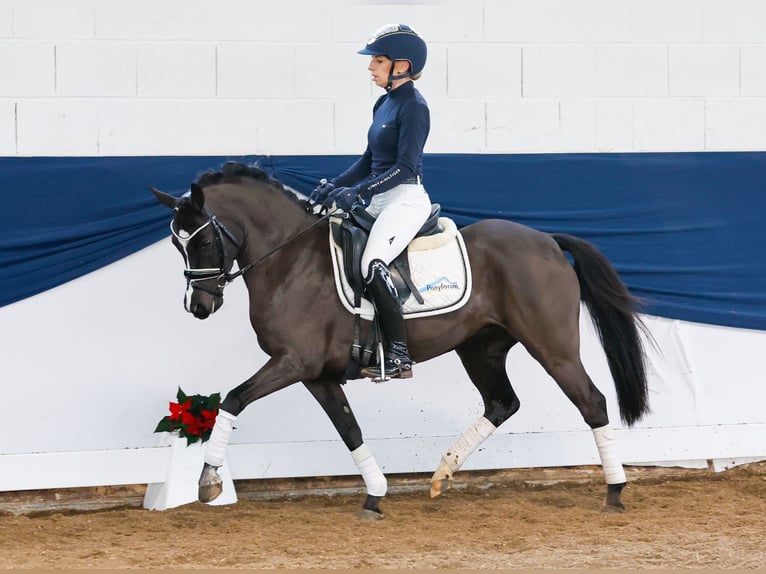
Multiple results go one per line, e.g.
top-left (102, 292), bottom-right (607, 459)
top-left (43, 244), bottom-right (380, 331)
top-left (302, 379), bottom-right (387, 520)
top-left (533, 349), bottom-right (628, 512)
top-left (430, 326), bottom-right (520, 497)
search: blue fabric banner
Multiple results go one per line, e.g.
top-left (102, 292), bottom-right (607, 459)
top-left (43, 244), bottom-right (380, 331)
top-left (2, 153), bottom-right (764, 330)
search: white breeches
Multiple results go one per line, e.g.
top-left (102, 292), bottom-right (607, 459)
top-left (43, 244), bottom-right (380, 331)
top-left (360, 183), bottom-right (432, 277)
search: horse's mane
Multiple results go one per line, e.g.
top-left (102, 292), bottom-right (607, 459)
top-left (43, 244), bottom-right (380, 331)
top-left (195, 161), bottom-right (284, 189)
top-left (194, 161), bottom-right (317, 216)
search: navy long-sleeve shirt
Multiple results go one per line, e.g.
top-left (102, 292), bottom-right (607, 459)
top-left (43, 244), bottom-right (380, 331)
top-left (333, 81), bottom-right (430, 201)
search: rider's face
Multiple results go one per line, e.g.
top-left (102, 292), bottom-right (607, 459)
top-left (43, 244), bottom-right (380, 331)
top-left (368, 55), bottom-right (392, 89)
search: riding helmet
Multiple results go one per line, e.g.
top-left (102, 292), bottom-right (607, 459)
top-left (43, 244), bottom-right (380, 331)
top-left (358, 24), bottom-right (427, 78)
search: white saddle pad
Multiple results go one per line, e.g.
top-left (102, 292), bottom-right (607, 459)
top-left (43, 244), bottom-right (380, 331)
top-left (329, 217), bottom-right (472, 320)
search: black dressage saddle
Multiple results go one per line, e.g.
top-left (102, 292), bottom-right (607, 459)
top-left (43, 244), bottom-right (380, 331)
top-left (330, 203), bottom-right (443, 305)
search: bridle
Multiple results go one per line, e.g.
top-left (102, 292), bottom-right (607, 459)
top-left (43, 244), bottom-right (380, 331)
top-left (171, 203), bottom-right (337, 297)
top-left (170, 211), bottom-right (238, 297)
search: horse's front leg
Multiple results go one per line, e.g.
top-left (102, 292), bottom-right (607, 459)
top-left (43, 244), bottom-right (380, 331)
top-left (303, 379), bottom-right (387, 520)
top-left (199, 353), bottom-right (306, 503)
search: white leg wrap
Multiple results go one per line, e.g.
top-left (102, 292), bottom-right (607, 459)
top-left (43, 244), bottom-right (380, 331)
top-left (204, 409), bottom-right (236, 467)
top-left (438, 416), bottom-right (497, 476)
top-left (351, 443), bottom-right (387, 497)
top-left (592, 425), bottom-right (627, 484)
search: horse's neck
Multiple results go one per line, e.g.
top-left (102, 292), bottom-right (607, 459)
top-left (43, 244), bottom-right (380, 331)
top-left (213, 183), bottom-right (313, 263)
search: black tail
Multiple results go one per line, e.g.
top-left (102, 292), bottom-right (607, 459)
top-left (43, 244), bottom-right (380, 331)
top-left (552, 233), bottom-right (650, 427)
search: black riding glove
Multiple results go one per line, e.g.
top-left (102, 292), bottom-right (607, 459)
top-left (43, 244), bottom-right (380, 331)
top-left (310, 180), bottom-right (335, 204)
top-left (327, 187), bottom-right (362, 211)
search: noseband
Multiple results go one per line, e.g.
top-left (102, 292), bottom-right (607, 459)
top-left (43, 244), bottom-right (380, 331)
top-left (170, 211), bottom-right (240, 297)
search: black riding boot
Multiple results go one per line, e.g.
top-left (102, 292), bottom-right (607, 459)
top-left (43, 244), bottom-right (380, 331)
top-left (360, 260), bottom-right (413, 380)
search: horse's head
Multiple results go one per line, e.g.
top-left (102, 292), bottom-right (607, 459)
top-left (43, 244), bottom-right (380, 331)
top-left (151, 183), bottom-right (239, 319)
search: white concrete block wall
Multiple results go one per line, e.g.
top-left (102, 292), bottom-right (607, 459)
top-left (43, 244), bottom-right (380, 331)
top-left (633, 99), bottom-right (706, 151)
top-left (0, 101), bottom-right (14, 153)
top-left (217, 44), bottom-right (296, 98)
top-left (137, 43), bottom-right (216, 98)
top-left (295, 44), bottom-right (372, 99)
top-left (176, 100), bottom-right (259, 155)
top-left (95, 0), bottom-right (175, 39)
top-left (485, 0), bottom-right (632, 44)
top-left (56, 42), bottom-right (137, 97)
top-left (448, 45), bottom-right (521, 99)
top-left (702, 0), bottom-right (766, 43)
top-left (1, 0), bottom-right (766, 156)
top-left (12, 0), bottom-right (96, 38)
top-left (597, 46), bottom-right (668, 97)
top-left (257, 100), bottom-right (335, 154)
top-left (427, 99), bottom-right (486, 153)
top-left (741, 47), bottom-right (766, 96)
top-left (595, 100), bottom-right (634, 152)
top-left (16, 100), bottom-right (99, 155)
top-left (98, 100), bottom-right (182, 155)
top-left (670, 46), bottom-right (740, 97)
top-left (487, 99), bottom-right (560, 152)
top-left (524, 46), bottom-right (597, 98)
top-left (0, 43), bottom-right (55, 96)
top-left (629, 0), bottom-right (703, 43)
top-left (560, 100), bottom-right (596, 152)
top-left (334, 98), bottom-right (372, 152)
top-left (0, 2), bottom-right (11, 37)
top-left (707, 99), bottom-right (766, 150)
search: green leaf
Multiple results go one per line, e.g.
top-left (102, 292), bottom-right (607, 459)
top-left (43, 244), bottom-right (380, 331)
top-left (155, 417), bottom-right (174, 433)
top-left (190, 394), bottom-right (205, 411)
top-left (176, 387), bottom-right (188, 403)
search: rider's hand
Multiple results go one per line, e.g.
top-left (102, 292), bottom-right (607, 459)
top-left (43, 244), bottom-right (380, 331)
top-left (310, 180), bottom-right (335, 204)
top-left (327, 187), bottom-right (360, 212)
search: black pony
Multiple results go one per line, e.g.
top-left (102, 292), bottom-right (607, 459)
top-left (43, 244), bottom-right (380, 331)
top-left (151, 162), bottom-right (649, 518)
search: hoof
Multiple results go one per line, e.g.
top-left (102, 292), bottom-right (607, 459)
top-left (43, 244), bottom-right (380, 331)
top-left (356, 508), bottom-right (384, 521)
top-left (603, 482), bottom-right (626, 513)
top-left (199, 482), bottom-right (223, 503)
top-left (602, 503), bottom-right (626, 514)
top-left (198, 463), bottom-right (223, 503)
top-left (430, 477), bottom-right (451, 498)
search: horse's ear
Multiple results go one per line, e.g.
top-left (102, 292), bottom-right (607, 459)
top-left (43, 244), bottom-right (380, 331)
top-left (149, 186), bottom-right (176, 209)
top-left (190, 183), bottom-right (205, 212)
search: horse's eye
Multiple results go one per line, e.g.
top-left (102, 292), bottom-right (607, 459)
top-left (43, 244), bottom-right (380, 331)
top-left (200, 239), bottom-right (212, 248)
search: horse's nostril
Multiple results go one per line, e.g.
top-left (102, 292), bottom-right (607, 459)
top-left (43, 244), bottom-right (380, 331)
top-left (192, 304), bottom-right (210, 319)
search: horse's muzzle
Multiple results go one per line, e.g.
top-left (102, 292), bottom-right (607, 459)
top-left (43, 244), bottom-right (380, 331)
top-left (185, 291), bottom-right (224, 319)
top-left (191, 302), bottom-right (212, 319)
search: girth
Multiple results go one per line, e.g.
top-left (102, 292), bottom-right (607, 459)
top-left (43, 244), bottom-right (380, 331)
top-left (330, 203), bottom-right (443, 305)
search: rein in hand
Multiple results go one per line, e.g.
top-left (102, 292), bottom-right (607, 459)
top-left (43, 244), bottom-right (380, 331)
top-left (225, 202), bottom-right (342, 283)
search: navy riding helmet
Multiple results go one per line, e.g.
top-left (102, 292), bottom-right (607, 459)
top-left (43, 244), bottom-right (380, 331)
top-left (358, 24), bottom-right (427, 83)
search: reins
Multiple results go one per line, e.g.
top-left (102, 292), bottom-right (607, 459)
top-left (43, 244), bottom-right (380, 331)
top-left (223, 205), bottom-right (340, 283)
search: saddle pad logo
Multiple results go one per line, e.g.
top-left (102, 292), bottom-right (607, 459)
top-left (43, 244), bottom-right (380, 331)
top-left (420, 276), bottom-right (460, 294)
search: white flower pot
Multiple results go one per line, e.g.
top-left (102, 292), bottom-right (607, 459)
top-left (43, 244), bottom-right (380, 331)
top-left (143, 435), bottom-right (237, 510)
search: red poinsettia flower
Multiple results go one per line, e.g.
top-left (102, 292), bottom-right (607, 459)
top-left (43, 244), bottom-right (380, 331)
top-left (155, 388), bottom-right (222, 446)
top-left (199, 409), bottom-right (218, 432)
top-left (168, 399), bottom-right (191, 421)
top-left (182, 411), bottom-right (205, 437)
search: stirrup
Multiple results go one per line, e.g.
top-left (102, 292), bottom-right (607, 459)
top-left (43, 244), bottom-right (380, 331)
top-left (361, 357), bottom-right (413, 381)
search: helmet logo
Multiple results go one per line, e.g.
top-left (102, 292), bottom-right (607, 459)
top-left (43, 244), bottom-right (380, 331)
top-left (368, 23), bottom-right (418, 43)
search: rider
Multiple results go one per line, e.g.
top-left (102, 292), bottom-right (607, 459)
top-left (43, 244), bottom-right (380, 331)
top-left (314, 24), bottom-right (431, 379)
